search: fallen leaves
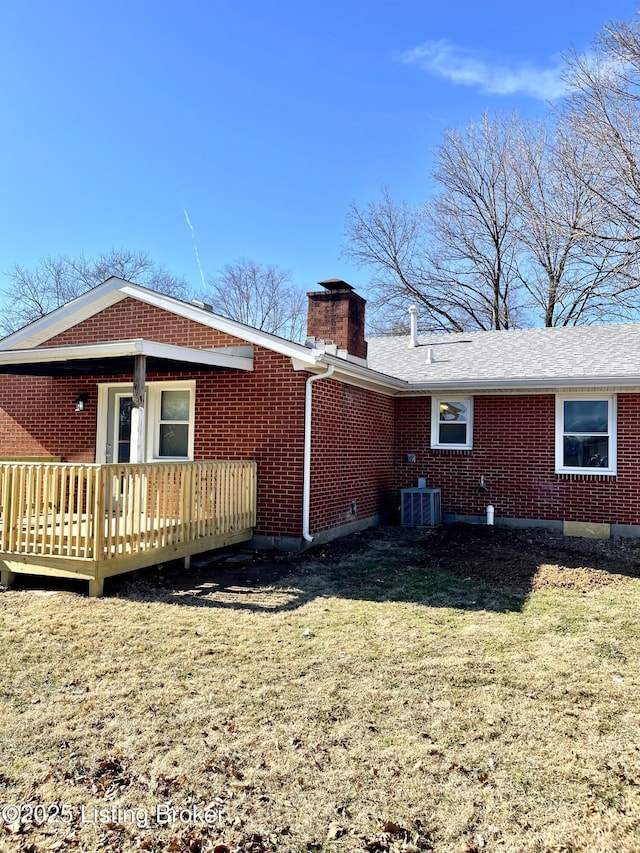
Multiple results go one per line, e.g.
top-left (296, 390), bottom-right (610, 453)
top-left (324, 817), bottom-right (430, 851)
top-left (3, 524), bottom-right (640, 852)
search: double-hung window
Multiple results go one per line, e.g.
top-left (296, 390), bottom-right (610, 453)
top-left (431, 397), bottom-right (473, 450)
top-left (148, 381), bottom-right (195, 461)
top-left (555, 395), bottom-right (616, 474)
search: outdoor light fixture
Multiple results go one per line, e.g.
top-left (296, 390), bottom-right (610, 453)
top-left (75, 393), bottom-right (89, 412)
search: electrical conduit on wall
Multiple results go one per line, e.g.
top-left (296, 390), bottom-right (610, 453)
top-left (302, 365), bottom-right (335, 542)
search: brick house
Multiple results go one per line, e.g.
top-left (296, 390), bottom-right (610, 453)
top-left (0, 278), bottom-right (396, 563)
top-left (1, 274), bottom-right (640, 578)
top-left (373, 322), bottom-right (640, 539)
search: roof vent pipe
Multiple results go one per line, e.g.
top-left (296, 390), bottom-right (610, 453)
top-left (408, 305), bottom-right (418, 348)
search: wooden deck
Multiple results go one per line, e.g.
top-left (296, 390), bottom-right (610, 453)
top-left (0, 460), bottom-right (257, 596)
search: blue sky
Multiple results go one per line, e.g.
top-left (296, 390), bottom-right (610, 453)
top-left (0, 0), bottom-right (637, 302)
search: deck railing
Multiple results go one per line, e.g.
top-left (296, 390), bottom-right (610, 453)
top-left (0, 460), bottom-right (257, 562)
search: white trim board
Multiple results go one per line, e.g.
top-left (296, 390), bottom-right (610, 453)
top-left (0, 338), bottom-right (253, 371)
top-left (0, 277), bottom-right (320, 366)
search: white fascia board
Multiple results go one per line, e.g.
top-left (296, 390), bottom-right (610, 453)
top-left (0, 276), bottom-right (324, 366)
top-left (0, 277), bottom-right (129, 350)
top-left (140, 340), bottom-right (253, 369)
top-left (0, 339), bottom-right (253, 371)
top-left (293, 354), bottom-right (409, 396)
top-left (293, 354), bottom-right (640, 397)
top-left (119, 284), bottom-right (320, 363)
top-left (395, 375), bottom-right (640, 394)
top-left (290, 354), bottom-right (326, 371)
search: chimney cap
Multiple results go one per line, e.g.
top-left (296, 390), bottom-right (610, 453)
top-left (317, 278), bottom-right (354, 292)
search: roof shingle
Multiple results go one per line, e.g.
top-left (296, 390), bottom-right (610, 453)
top-left (366, 324), bottom-right (640, 387)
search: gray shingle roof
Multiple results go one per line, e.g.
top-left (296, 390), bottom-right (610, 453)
top-left (365, 323), bottom-right (640, 388)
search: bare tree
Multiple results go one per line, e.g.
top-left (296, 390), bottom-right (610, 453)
top-left (428, 113), bottom-right (525, 330)
top-left (344, 189), bottom-right (444, 332)
top-left (513, 120), bottom-right (635, 326)
top-left (345, 114), bottom-right (526, 332)
top-left (345, 105), bottom-right (640, 331)
top-left (204, 259), bottom-right (307, 341)
top-left (561, 16), bottom-right (640, 245)
top-left (1, 249), bottom-right (190, 334)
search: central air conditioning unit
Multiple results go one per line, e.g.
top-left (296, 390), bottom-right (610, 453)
top-left (401, 487), bottom-right (442, 527)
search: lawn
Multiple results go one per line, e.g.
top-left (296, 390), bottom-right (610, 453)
top-left (0, 525), bottom-right (639, 852)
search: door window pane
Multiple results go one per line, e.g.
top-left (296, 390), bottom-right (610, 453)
top-left (117, 397), bottom-right (134, 463)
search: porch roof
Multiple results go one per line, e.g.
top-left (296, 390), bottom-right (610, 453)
top-left (0, 338), bottom-right (254, 376)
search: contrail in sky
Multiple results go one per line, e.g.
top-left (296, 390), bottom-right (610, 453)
top-left (182, 203), bottom-right (206, 289)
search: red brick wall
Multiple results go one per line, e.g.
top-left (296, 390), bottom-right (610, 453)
top-left (308, 380), bottom-right (395, 533)
top-left (190, 351), bottom-right (308, 536)
top-left (0, 374), bottom-right (95, 459)
top-left (0, 299), bottom-right (396, 541)
top-left (42, 298), bottom-right (246, 349)
top-left (0, 362), bottom-right (307, 538)
top-left (395, 394), bottom-right (640, 526)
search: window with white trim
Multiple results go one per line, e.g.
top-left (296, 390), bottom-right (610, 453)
top-left (147, 381), bottom-right (195, 461)
top-left (555, 394), bottom-right (616, 474)
top-left (98, 380), bottom-right (196, 463)
top-left (431, 397), bottom-right (473, 449)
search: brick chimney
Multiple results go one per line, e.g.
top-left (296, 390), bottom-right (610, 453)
top-left (306, 279), bottom-right (367, 360)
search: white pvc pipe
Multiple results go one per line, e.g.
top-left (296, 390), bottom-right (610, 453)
top-left (487, 504), bottom-right (495, 525)
top-left (408, 305), bottom-right (418, 348)
top-left (302, 364), bottom-right (335, 542)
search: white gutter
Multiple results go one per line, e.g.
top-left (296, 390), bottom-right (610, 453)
top-left (302, 364), bottom-right (335, 542)
top-left (296, 352), bottom-right (640, 397)
top-left (394, 376), bottom-right (640, 393)
top-left (292, 354), bottom-right (405, 395)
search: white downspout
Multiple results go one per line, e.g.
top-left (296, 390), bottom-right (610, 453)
top-left (302, 364), bottom-right (335, 542)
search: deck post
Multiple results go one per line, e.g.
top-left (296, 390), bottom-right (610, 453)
top-left (93, 465), bottom-right (105, 562)
top-left (88, 577), bottom-right (104, 598)
top-left (130, 354), bottom-right (147, 464)
top-left (1, 566), bottom-right (15, 590)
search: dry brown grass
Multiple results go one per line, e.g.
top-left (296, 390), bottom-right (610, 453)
top-left (1, 525), bottom-right (639, 852)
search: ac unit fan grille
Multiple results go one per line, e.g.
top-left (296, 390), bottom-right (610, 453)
top-left (401, 488), bottom-right (442, 527)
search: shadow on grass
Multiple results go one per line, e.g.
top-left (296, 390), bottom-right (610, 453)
top-left (105, 523), bottom-right (640, 613)
top-left (8, 524), bottom-right (640, 611)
